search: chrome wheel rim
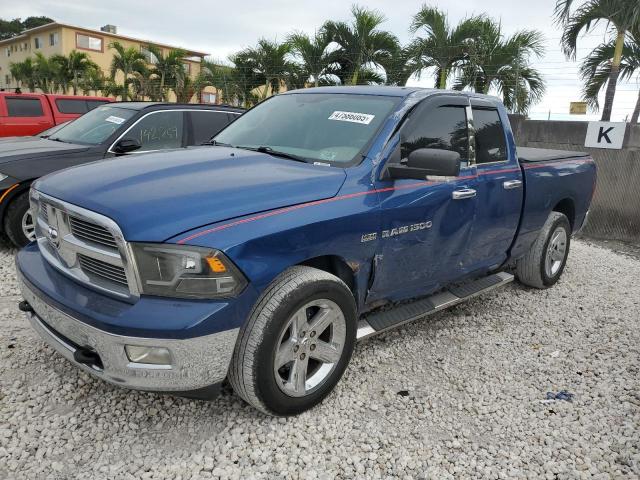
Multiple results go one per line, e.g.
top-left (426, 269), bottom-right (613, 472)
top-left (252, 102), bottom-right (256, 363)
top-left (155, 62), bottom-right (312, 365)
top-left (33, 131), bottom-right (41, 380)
top-left (273, 299), bottom-right (346, 398)
top-left (545, 227), bottom-right (567, 277)
top-left (21, 209), bottom-right (36, 242)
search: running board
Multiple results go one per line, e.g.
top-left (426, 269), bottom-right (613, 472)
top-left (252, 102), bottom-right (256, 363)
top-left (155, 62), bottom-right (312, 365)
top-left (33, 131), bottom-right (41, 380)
top-left (356, 271), bottom-right (514, 341)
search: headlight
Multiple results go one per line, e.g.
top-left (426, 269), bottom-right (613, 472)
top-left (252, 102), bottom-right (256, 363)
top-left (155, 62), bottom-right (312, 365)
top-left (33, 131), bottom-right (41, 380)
top-left (130, 243), bottom-right (247, 299)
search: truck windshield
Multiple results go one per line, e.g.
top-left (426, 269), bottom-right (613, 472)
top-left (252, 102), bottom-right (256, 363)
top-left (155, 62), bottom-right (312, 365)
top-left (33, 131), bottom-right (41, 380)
top-left (49, 105), bottom-right (135, 145)
top-left (214, 93), bottom-right (399, 165)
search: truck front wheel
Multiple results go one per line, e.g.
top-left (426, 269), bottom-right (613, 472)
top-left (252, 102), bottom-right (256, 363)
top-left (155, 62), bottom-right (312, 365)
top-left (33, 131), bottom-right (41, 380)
top-left (516, 211), bottom-right (571, 289)
top-left (229, 266), bottom-right (357, 416)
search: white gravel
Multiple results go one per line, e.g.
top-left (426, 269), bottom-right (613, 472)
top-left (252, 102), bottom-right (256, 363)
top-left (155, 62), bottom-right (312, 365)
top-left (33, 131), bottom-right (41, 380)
top-left (0, 239), bottom-right (638, 479)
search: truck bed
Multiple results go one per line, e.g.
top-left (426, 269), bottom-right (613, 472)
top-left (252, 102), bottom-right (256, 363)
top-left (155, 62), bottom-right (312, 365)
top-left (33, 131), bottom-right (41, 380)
top-left (517, 147), bottom-right (589, 163)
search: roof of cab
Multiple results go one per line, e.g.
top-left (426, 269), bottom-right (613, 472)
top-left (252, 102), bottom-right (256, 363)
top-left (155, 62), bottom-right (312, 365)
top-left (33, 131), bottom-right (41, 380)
top-left (282, 86), bottom-right (428, 97)
top-left (281, 86), bottom-right (503, 104)
top-left (104, 102), bottom-right (244, 112)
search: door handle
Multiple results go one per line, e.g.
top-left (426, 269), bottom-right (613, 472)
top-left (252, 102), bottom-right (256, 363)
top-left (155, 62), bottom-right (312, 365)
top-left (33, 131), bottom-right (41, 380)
top-left (503, 180), bottom-right (523, 190)
top-left (452, 188), bottom-right (477, 200)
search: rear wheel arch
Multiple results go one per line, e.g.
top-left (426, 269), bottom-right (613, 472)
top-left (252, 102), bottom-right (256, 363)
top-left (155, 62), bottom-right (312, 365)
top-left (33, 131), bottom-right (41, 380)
top-left (552, 198), bottom-right (575, 230)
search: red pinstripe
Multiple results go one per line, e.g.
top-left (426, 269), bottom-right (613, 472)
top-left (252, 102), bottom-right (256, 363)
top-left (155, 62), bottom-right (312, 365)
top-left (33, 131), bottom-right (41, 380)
top-left (177, 158), bottom-right (591, 244)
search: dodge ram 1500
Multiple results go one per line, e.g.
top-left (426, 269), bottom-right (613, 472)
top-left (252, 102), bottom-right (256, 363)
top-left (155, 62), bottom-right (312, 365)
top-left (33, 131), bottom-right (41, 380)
top-left (16, 87), bottom-right (596, 415)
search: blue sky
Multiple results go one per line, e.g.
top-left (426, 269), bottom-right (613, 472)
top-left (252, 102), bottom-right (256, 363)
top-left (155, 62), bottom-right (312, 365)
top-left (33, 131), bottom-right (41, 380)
top-left (11, 0), bottom-right (640, 121)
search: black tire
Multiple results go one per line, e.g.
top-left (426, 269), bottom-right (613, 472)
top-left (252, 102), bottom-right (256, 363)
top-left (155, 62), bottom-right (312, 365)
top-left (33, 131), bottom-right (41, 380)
top-left (228, 266), bottom-right (357, 416)
top-left (516, 212), bottom-right (571, 289)
top-left (4, 192), bottom-right (33, 248)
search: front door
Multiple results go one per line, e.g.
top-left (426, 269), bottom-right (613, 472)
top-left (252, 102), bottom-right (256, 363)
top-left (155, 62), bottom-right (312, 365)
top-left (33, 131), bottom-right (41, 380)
top-left (368, 95), bottom-right (479, 303)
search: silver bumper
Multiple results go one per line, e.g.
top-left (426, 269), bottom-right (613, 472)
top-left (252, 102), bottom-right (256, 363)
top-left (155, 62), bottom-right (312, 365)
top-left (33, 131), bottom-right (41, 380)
top-left (19, 271), bottom-right (239, 394)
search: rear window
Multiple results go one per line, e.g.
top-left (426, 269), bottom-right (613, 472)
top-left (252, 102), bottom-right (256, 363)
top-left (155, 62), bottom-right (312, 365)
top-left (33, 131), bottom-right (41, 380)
top-left (188, 111), bottom-right (234, 144)
top-left (472, 108), bottom-right (508, 164)
top-left (55, 99), bottom-right (109, 114)
top-left (6, 97), bottom-right (44, 117)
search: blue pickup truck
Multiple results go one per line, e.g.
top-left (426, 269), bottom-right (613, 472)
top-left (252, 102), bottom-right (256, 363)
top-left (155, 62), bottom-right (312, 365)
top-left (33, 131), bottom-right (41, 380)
top-left (16, 87), bottom-right (596, 415)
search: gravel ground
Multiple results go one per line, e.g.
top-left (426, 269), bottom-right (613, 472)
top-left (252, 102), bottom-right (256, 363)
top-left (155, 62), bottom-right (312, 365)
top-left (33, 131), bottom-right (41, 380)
top-left (0, 239), bottom-right (638, 479)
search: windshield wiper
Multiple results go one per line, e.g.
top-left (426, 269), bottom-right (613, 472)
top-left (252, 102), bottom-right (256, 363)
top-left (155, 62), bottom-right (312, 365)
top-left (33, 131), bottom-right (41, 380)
top-left (201, 139), bottom-right (231, 146)
top-left (235, 145), bottom-right (309, 163)
top-left (47, 137), bottom-right (67, 143)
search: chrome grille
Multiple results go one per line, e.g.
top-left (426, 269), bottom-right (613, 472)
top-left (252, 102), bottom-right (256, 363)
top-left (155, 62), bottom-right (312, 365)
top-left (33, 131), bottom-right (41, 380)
top-left (69, 216), bottom-right (118, 249)
top-left (40, 203), bottom-right (49, 224)
top-left (78, 254), bottom-right (128, 286)
top-left (31, 190), bottom-right (137, 299)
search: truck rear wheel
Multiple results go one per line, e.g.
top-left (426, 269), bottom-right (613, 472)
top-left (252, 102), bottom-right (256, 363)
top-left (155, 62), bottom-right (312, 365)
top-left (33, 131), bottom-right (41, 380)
top-left (228, 266), bottom-right (356, 416)
top-left (516, 211), bottom-right (571, 289)
top-left (4, 192), bottom-right (34, 248)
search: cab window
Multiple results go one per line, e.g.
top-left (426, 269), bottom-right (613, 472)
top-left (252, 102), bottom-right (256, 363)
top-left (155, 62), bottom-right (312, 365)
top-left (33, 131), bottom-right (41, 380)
top-left (472, 108), bottom-right (507, 164)
top-left (400, 104), bottom-right (469, 163)
top-left (125, 111), bottom-right (185, 151)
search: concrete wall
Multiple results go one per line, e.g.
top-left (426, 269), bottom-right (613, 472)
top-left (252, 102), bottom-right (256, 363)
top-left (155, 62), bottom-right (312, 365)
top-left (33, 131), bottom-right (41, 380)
top-left (509, 117), bottom-right (640, 243)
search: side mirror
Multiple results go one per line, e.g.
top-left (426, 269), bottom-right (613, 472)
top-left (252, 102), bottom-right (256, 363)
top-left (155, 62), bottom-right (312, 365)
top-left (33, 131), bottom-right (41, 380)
top-left (388, 148), bottom-right (461, 179)
top-left (113, 138), bottom-right (141, 154)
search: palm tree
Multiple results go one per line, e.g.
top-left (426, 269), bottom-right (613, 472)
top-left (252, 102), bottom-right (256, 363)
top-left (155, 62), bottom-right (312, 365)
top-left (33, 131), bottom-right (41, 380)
top-left (9, 58), bottom-right (36, 91)
top-left (408, 6), bottom-right (487, 88)
top-left (382, 45), bottom-right (418, 86)
top-left (555, 0), bottom-right (640, 121)
top-left (79, 65), bottom-right (106, 96)
top-left (235, 39), bottom-right (293, 100)
top-left (108, 41), bottom-right (147, 100)
top-left (287, 30), bottom-right (333, 87)
top-left (323, 5), bottom-right (399, 85)
top-left (579, 25), bottom-right (640, 122)
top-left (145, 45), bottom-right (187, 101)
top-left (455, 19), bottom-right (546, 114)
top-left (32, 52), bottom-right (56, 93)
top-left (50, 50), bottom-right (98, 95)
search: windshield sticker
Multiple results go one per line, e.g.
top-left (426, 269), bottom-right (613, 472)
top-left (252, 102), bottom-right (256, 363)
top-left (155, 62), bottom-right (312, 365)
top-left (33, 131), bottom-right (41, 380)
top-left (105, 115), bottom-right (126, 125)
top-left (328, 111), bottom-right (375, 125)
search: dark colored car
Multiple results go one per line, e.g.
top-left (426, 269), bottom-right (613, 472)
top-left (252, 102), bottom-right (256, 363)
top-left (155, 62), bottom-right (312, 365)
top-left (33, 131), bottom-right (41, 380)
top-left (0, 102), bottom-right (243, 246)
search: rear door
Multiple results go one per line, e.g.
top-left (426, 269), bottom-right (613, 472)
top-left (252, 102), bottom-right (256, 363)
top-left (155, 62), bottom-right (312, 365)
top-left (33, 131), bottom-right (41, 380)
top-left (368, 95), bottom-right (480, 302)
top-left (1, 95), bottom-right (53, 136)
top-left (462, 99), bottom-right (523, 271)
top-left (186, 110), bottom-right (239, 145)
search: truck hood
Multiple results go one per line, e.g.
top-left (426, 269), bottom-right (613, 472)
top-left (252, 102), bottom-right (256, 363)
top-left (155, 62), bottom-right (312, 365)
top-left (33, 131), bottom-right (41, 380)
top-left (36, 146), bottom-right (347, 242)
top-left (0, 136), bottom-right (89, 164)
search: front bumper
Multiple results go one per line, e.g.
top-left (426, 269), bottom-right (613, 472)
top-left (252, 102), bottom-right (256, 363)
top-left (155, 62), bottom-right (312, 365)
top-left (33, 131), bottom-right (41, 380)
top-left (18, 268), bottom-right (240, 396)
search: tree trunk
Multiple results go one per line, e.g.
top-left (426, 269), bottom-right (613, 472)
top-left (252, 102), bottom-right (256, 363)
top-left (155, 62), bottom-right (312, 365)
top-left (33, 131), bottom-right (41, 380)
top-left (73, 72), bottom-right (78, 95)
top-left (631, 89), bottom-right (640, 124)
top-left (601, 30), bottom-right (625, 121)
top-left (438, 68), bottom-right (447, 89)
top-left (351, 68), bottom-right (359, 86)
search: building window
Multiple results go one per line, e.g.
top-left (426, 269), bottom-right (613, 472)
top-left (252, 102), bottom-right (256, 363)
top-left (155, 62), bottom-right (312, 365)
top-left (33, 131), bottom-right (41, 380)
top-left (140, 46), bottom-right (158, 64)
top-left (5, 47), bottom-right (10, 57)
top-left (49, 32), bottom-right (59, 46)
top-left (34, 37), bottom-right (42, 49)
top-left (201, 92), bottom-right (217, 104)
top-left (24, 42), bottom-right (28, 51)
top-left (182, 63), bottom-right (191, 75)
top-left (5, 75), bottom-right (10, 86)
top-left (76, 33), bottom-right (103, 52)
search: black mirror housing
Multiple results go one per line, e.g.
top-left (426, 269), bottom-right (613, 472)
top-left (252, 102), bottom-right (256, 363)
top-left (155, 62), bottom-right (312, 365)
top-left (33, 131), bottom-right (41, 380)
top-left (388, 148), bottom-right (461, 179)
top-left (113, 138), bottom-right (142, 154)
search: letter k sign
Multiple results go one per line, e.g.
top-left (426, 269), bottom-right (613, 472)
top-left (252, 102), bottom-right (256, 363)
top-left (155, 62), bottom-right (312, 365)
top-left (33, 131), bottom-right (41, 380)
top-left (585, 122), bottom-right (626, 149)
top-left (597, 126), bottom-right (614, 143)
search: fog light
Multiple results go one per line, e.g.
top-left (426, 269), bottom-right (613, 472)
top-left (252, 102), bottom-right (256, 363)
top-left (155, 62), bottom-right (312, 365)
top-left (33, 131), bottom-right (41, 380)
top-left (125, 345), bottom-right (172, 365)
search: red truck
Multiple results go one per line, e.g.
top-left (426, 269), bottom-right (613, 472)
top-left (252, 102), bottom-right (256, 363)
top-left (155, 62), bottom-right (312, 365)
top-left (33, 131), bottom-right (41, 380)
top-left (0, 92), bottom-right (112, 137)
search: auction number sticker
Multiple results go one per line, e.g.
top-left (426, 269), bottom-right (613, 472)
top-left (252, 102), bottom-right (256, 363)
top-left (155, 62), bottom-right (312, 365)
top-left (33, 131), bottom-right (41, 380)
top-left (105, 115), bottom-right (126, 124)
top-left (328, 111), bottom-right (375, 125)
